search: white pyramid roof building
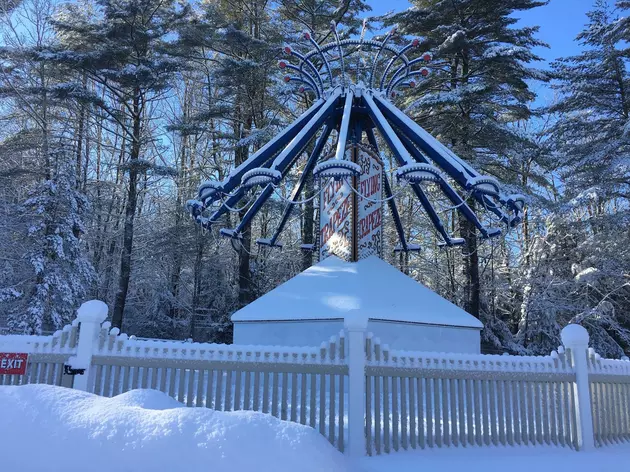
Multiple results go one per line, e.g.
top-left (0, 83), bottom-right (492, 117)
top-left (232, 255), bottom-right (482, 329)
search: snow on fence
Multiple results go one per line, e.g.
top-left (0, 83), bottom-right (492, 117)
top-left (588, 350), bottom-right (630, 446)
top-left (0, 322), bottom-right (78, 388)
top-left (1, 300), bottom-right (630, 458)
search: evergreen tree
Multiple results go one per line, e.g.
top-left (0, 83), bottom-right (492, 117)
top-left (550, 0), bottom-right (630, 201)
top-left (544, 0), bottom-right (630, 356)
top-left (8, 147), bottom-right (95, 333)
top-left (0, 0), bottom-right (96, 333)
top-left (180, 0), bottom-right (286, 312)
top-left (51, 0), bottom-right (189, 329)
top-left (277, 0), bottom-right (370, 38)
top-left (387, 0), bottom-right (547, 330)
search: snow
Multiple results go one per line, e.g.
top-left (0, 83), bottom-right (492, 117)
top-left (360, 444), bottom-right (630, 472)
top-left (561, 323), bottom-right (590, 347)
top-left (575, 267), bottom-right (600, 283)
top-left (313, 159), bottom-right (362, 178)
top-left (241, 167), bottom-right (282, 187)
top-left (482, 45), bottom-right (530, 59)
top-left (3, 386), bottom-right (630, 472)
top-left (0, 385), bottom-right (349, 472)
top-left (77, 299), bottom-right (108, 321)
top-left (232, 256), bottom-right (483, 329)
top-left (394, 162), bottom-right (444, 183)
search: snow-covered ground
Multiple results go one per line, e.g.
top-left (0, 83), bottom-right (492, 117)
top-left (0, 385), bottom-right (348, 472)
top-left (361, 444), bottom-right (630, 472)
top-left (1, 384), bottom-right (629, 472)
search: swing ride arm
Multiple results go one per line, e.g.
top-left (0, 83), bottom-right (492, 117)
top-left (373, 94), bottom-right (511, 224)
top-left (364, 94), bottom-right (453, 245)
top-left (264, 124), bottom-right (334, 247)
top-left (365, 128), bottom-right (410, 252)
top-left (220, 92), bottom-right (341, 238)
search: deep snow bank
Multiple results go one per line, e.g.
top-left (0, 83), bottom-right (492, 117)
top-left (0, 385), bottom-right (349, 472)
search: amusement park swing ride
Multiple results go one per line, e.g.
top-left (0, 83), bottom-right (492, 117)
top-left (186, 22), bottom-right (525, 263)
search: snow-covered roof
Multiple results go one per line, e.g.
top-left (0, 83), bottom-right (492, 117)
top-left (232, 256), bottom-right (483, 329)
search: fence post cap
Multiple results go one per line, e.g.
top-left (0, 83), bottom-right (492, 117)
top-left (561, 323), bottom-right (589, 347)
top-left (344, 315), bottom-right (368, 332)
top-left (77, 300), bottom-right (109, 324)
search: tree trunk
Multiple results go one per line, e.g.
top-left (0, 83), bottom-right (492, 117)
top-left (111, 91), bottom-right (142, 329)
top-left (74, 73), bottom-right (87, 186)
top-left (170, 130), bottom-right (188, 322)
top-left (190, 226), bottom-right (205, 340)
top-left (459, 208), bottom-right (480, 318)
top-left (301, 162), bottom-right (315, 271)
top-left (456, 54), bottom-right (481, 319)
top-left (236, 119), bottom-right (253, 308)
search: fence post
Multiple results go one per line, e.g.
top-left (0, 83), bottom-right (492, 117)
top-left (561, 324), bottom-right (595, 451)
top-left (344, 316), bottom-right (368, 459)
top-left (67, 300), bottom-right (108, 391)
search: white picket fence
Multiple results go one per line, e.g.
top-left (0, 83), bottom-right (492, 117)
top-left (365, 339), bottom-right (580, 453)
top-left (1, 300), bottom-right (629, 457)
top-left (89, 331), bottom-right (348, 451)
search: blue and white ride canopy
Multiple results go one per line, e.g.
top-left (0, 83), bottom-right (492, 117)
top-left (187, 22), bottom-right (525, 260)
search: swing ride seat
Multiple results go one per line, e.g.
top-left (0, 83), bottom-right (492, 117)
top-left (395, 163), bottom-right (443, 184)
top-left (186, 199), bottom-right (203, 215)
top-left (198, 217), bottom-right (213, 230)
top-left (481, 227), bottom-right (502, 239)
top-left (219, 228), bottom-right (242, 240)
top-left (438, 237), bottom-right (466, 248)
top-left (506, 193), bottom-right (526, 212)
top-left (510, 214), bottom-right (522, 227)
top-left (313, 159), bottom-right (361, 180)
top-left (256, 238), bottom-right (283, 249)
top-left (393, 242), bottom-right (422, 253)
top-left (300, 244), bottom-right (315, 252)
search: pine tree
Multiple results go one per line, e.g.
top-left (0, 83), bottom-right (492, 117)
top-left (277, 0), bottom-right (370, 38)
top-left (544, 0), bottom-right (630, 356)
top-left (8, 147), bottom-right (95, 334)
top-left (387, 0), bottom-right (547, 329)
top-left (51, 0), bottom-right (189, 329)
top-left (550, 0), bottom-right (630, 201)
top-left (179, 0), bottom-right (286, 311)
top-left (0, 0), bottom-right (96, 333)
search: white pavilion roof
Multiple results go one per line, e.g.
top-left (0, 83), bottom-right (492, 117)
top-left (231, 256), bottom-right (483, 329)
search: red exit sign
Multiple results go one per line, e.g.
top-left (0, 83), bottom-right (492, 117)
top-left (0, 353), bottom-right (28, 375)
